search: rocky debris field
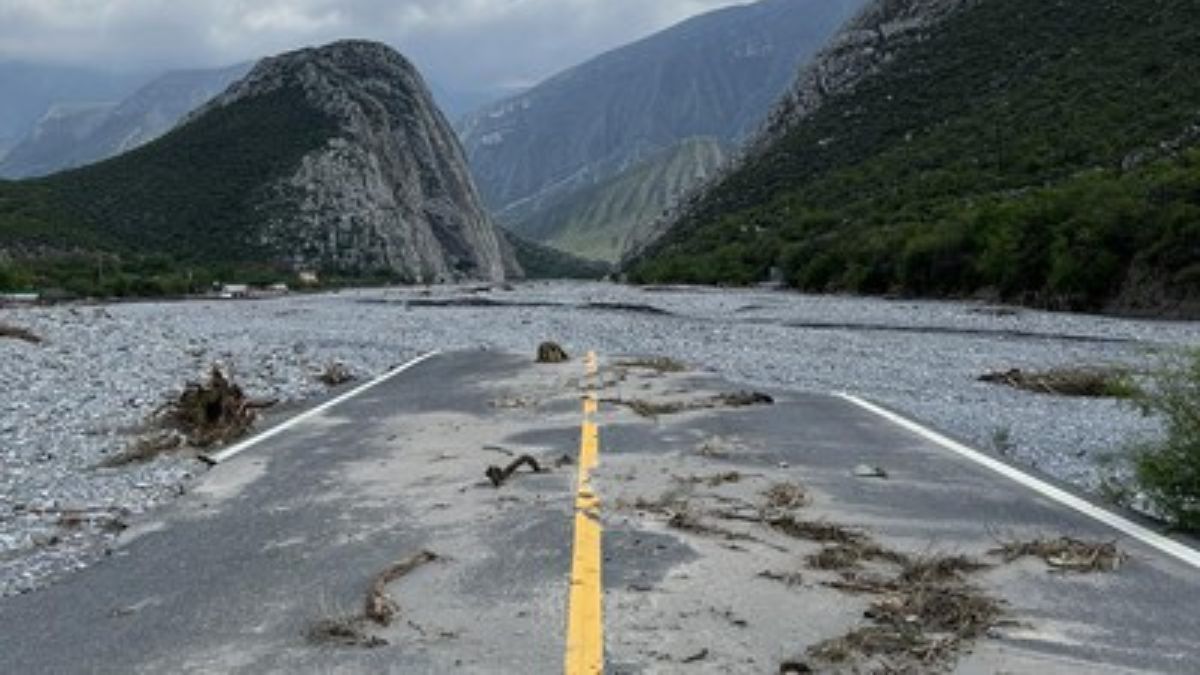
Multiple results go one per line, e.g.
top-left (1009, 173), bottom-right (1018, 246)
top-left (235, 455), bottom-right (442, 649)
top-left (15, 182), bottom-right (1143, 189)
top-left (1, 282), bottom-right (1196, 596)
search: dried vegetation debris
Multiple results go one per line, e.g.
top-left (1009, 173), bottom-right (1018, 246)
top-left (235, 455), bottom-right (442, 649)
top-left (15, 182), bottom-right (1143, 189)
top-left (989, 536), bottom-right (1129, 572)
top-left (979, 366), bottom-right (1136, 398)
top-left (616, 356), bottom-right (688, 373)
top-left (0, 323), bottom-right (42, 344)
top-left (102, 366), bottom-right (262, 467)
top-left (603, 390), bottom-right (774, 419)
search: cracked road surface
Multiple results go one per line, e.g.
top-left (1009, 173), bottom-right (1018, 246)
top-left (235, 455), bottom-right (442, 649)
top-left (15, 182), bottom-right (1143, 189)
top-left (1, 350), bottom-right (1198, 673)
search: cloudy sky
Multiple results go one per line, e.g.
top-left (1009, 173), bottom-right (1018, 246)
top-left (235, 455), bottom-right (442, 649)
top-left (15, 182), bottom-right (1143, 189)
top-left (0, 0), bottom-right (752, 94)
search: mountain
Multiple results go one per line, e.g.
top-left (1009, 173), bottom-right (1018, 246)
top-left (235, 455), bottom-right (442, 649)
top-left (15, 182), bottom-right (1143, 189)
top-left (0, 63), bottom-right (149, 157)
top-left (0, 64), bottom-right (252, 179)
top-left (518, 137), bottom-right (729, 263)
top-left (630, 0), bottom-right (1200, 317)
top-left (458, 0), bottom-right (868, 260)
top-left (0, 40), bottom-right (519, 294)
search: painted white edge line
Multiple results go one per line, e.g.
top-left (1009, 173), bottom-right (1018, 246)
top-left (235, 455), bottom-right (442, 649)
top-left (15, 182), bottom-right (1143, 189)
top-left (200, 351), bottom-right (441, 465)
top-left (835, 392), bottom-right (1200, 571)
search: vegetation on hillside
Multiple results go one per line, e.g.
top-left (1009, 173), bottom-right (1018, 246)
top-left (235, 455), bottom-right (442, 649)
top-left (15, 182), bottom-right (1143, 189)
top-left (0, 85), bottom-right (337, 296)
top-left (502, 230), bottom-right (610, 280)
top-left (630, 0), bottom-right (1200, 315)
top-left (508, 137), bottom-right (728, 263)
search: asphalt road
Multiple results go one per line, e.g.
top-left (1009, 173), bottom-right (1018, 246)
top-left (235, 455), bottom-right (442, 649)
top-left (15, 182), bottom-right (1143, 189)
top-left (1, 350), bottom-right (1197, 673)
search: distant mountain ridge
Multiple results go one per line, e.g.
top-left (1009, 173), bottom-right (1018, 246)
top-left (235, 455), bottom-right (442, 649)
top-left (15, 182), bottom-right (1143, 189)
top-left (0, 40), bottom-right (520, 292)
top-left (630, 0), bottom-right (1200, 317)
top-left (458, 0), bottom-right (868, 261)
top-left (0, 63), bottom-right (252, 178)
top-left (0, 62), bottom-right (149, 160)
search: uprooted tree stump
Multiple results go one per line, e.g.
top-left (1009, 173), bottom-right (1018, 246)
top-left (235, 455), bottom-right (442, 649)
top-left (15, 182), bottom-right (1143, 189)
top-left (169, 366), bottom-right (257, 448)
top-left (536, 341), bottom-right (570, 364)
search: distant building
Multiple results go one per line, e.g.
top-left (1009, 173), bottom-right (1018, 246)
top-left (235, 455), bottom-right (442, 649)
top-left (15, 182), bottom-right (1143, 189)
top-left (219, 284), bottom-right (249, 299)
top-left (0, 293), bottom-right (39, 304)
top-left (268, 283), bottom-right (290, 294)
top-left (298, 271), bottom-right (319, 286)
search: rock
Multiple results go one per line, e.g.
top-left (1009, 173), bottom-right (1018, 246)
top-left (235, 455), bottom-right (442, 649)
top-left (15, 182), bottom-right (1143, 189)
top-left (853, 464), bottom-right (888, 479)
top-left (536, 342), bottom-right (570, 364)
top-left (191, 40), bottom-right (520, 283)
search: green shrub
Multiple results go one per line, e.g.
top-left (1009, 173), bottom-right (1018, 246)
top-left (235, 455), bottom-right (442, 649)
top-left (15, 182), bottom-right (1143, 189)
top-left (1133, 350), bottom-right (1200, 532)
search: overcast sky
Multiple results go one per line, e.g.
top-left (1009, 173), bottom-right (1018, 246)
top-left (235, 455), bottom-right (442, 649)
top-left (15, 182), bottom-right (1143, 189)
top-left (0, 0), bottom-right (753, 93)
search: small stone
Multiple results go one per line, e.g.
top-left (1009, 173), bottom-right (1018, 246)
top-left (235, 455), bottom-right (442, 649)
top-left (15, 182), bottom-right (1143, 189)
top-left (853, 464), bottom-right (888, 479)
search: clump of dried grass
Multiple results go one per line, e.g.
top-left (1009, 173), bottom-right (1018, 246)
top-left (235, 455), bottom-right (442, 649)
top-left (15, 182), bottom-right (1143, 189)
top-left (989, 537), bottom-right (1128, 572)
top-left (0, 323), bottom-right (42, 344)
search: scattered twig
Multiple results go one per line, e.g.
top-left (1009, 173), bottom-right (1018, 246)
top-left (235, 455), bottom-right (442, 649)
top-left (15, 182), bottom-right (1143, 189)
top-left (989, 537), bottom-right (1128, 572)
top-left (365, 550), bottom-right (440, 626)
top-left (485, 455), bottom-right (544, 487)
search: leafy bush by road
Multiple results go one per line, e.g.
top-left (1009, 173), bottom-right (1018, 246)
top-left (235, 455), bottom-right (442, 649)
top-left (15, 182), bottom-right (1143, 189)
top-left (1133, 351), bottom-right (1200, 532)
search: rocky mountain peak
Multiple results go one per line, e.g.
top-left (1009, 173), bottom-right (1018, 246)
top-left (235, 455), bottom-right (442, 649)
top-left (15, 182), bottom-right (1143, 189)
top-left (198, 39), bottom-right (519, 282)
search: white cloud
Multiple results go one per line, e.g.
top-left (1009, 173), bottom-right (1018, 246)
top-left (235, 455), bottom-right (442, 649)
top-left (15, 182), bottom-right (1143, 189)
top-left (0, 0), bottom-right (752, 91)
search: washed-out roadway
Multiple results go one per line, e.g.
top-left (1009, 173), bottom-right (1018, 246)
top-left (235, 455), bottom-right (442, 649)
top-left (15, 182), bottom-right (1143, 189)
top-left (0, 350), bottom-right (1197, 673)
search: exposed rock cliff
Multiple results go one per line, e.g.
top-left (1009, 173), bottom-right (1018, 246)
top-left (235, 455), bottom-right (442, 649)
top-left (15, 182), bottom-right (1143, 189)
top-left (197, 40), bottom-right (516, 282)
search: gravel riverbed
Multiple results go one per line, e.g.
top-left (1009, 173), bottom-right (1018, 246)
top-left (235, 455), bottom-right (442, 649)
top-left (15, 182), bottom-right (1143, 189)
top-left (1, 281), bottom-right (1196, 595)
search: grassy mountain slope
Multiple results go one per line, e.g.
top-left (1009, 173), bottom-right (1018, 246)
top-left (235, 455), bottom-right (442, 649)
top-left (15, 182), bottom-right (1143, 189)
top-left (501, 230), bottom-right (611, 280)
top-left (512, 137), bottom-right (728, 263)
top-left (0, 85), bottom-right (337, 294)
top-left (630, 0), bottom-right (1200, 315)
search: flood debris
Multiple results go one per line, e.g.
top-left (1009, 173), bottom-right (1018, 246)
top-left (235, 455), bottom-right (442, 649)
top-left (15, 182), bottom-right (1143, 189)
top-left (485, 454), bottom-right (545, 487)
top-left (767, 516), bottom-right (868, 545)
top-left (307, 617), bottom-right (388, 649)
top-left (366, 550), bottom-right (440, 626)
top-left (308, 549), bottom-right (441, 649)
top-left (0, 323), bottom-right (42, 344)
top-left (979, 367), bottom-right (1136, 398)
top-left (763, 482), bottom-right (808, 511)
top-left (809, 556), bottom-right (1004, 671)
top-left (603, 390), bottom-right (774, 419)
top-left (168, 366), bottom-right (257, 447)
top-left (989, 536), bottom-right (1128, 572)
top-left (715, 391), bottom-right (775, 407)
top-left (617, 356), bottom-right (688, 373)
top-left (318, 361), bottom-right (355, 387)
top-left (676, 471), bottom-right (743, 487)
top-left (536, 341), bottom-right (570, 363)
top-left (99, 431), bottom-right (184, 468)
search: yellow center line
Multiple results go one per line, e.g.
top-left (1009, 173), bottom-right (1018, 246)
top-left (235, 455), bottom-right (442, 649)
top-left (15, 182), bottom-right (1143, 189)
top-left (566, 350), bottom-right (603, 674)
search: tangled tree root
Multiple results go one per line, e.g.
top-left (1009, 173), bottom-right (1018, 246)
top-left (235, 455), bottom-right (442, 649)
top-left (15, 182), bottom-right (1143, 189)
top-left (169, 366), bottom-right (258, 448)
